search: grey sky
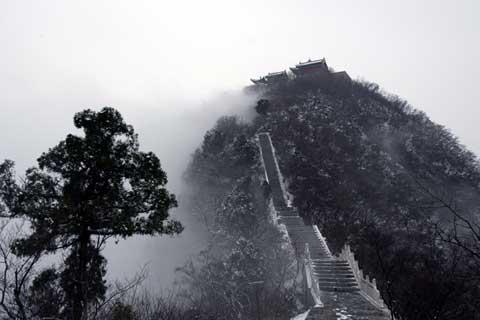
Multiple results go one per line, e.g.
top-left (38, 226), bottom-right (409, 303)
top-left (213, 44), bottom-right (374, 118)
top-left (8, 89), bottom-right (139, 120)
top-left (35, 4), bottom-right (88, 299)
top-left (1, 0), bottom-right (478, 288)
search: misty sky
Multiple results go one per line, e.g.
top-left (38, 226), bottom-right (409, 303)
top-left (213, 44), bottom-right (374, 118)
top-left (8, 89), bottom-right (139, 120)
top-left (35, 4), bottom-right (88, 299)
top-left (1, 0), bottom-right (479, 288)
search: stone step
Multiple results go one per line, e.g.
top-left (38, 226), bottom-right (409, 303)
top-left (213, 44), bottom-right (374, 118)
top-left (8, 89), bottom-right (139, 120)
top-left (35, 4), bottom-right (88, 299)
top-left (317, 278), bottom-right (357, 285)
top-left (292, 240), bottom-right (324, 244)
top-left (289, 234), bottom-right (321, 238)
top-left (280, 215), bottom-right (302, 219)
top-left (277, 216), bottom-right (307, 221)
top-left (293, 241), bottom-right (325, 245)
top-left (296, 245), bottom-right (327, 250)
top-left (287, 226), bottom-right (314, 229)
top-left (290, 237), bottom-right (323, 241)
top-left (291, 239), bottom-right (324, 243)
top-left (313, 267), bottom-right (353, 273)
top-left (290, 232), bottom-right (315, 235)
top-left (312, 259), bottom-right (348, 264)
top-left (308, 248), bottom-right (329, 251)
top-left (314, 268), bottom-right (352, 274)
top-left (308, 253), bottom-right (331, 257)
top-left (283, 221), bottom-right (309, 224)
top-left (288, 230), bottom-right (317, 233)
top-left (310, 256), bottom-right (332, 260)
top-left (296, 248), bottom-right (329, 254)
top-left (303, 251), bottom-right (331, 256)
top-left (308, 249), bottom-right (330, 253)
top-left (310, 255), bottom-right (331, 258)
top-left (310, 253), bottom-right (331, 257)
top-left (316, 279), bottom-right (357, 285)
top-left (290, 237), bottom-right (321, 241)
top-left (313, 263), bottom-right (351, 269)
top-left (278, 213), bottom-right (299, 217)
top-left (317, 285), bottom-right (360, 293)
top-left (314, 264), bottom-right (350, 269)
top-left (317, 276), bottom-right (357, 282)
top-left (289, 234), bottom-right (316, 238)
top-left (312, 262), bottom-right (349, 267)
top-left (346, 310), bottom-right (389, 318)
top-left (288, 231), bottom-right (317, 234)
top-left (317, 283), bottom-right (358, 290)
top-left (289, 235), bottom-right (319, 239)
top-left (292, 241), bottom-right (325, 246)
top-left (314, 272), bottom-right (355, 278)
top-left (293, 245), bottom-right (327, 250)
top-left (313, 269), bottom-right (355, 280)
top-left (289, 234), bottom-right (315, 237)
top-left (315, 274), bottom-right (356, 280)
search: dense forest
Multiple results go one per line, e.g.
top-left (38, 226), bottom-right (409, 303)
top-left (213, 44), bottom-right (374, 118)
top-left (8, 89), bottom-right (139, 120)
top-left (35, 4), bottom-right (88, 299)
top-left (0, 73), bottom-right (479, 320)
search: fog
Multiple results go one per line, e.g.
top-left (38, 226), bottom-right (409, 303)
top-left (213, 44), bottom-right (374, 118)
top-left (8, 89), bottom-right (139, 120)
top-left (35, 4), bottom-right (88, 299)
top-left (1, 0), bottom-right (479, 288)
top-left (101, 91), bottom-right (258, 289)
top-left (0, 88), bottom-right (258, 289)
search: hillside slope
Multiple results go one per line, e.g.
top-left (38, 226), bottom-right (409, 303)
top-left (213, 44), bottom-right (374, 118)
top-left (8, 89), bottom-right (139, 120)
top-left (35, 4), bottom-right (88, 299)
top-left (184, 74), bottom-right (480, 319)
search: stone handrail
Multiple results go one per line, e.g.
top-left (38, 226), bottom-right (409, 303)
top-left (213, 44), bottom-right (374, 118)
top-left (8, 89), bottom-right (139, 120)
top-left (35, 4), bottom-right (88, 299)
top-left (312, 225), bottom-right (332, 257)
top-left (339, 244), bottom-right (388, 311)
top-left (304, 243), bottom-right (323, 307)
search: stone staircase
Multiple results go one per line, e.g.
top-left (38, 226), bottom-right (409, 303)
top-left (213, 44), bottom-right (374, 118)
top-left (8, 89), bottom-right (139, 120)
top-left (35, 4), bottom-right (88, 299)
top-left (312, 259), bottom-right (359, 293)
top-left (257, 133), bottom-right (390, 320)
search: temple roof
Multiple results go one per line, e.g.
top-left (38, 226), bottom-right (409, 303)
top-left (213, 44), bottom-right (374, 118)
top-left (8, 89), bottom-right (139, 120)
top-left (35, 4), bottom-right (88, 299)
top-left (265, 71), bottom-right (288, 81)
top-left (331, 71), bottom-right (351, 82)
top-left (251, 71), bottom-right (288, 85)
top-left (250, 77), bottom-right (267, 85)
top-left (266, 71), bottom-right (287, 77)
top-left (290, 58), bottom-right (329, 76)
top-left (295, 58), bottom-right (327, 69)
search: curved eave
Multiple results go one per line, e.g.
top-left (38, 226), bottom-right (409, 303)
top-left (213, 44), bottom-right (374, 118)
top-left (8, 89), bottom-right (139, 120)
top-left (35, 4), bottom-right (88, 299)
top-left (251, 78), bottom-right (267, 85)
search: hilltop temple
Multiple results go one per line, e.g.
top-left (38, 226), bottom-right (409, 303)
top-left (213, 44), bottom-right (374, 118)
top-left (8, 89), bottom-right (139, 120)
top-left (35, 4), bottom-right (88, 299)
top-left (289, 58), bottom-right (329, 76)
top-left (250, 58), bottom-right (351, 85)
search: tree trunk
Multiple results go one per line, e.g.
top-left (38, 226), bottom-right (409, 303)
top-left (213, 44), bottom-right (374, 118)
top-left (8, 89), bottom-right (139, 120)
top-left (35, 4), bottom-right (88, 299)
top-left (73, 228), bottom-right (90, 320)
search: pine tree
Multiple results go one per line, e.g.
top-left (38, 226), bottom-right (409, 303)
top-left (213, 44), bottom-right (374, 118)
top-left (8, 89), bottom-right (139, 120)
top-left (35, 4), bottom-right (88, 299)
top-left (0, 107), bottom-right (182, 320)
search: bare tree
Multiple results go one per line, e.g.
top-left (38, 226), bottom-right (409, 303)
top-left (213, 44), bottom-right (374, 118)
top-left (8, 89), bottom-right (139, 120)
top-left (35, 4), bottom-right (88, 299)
top-left (88, 266), bottom-right (148, 320)
top-left (0, 219), bottom-right (41, 320)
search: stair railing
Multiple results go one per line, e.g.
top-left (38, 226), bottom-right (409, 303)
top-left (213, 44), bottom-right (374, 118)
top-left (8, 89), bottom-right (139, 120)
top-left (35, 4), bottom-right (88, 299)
top-left (339, 245), bottom-right (388, 311)
top-left (304, 243), bottom-right (323, 307)
top-left (312, 225), bottom-right (332, 257)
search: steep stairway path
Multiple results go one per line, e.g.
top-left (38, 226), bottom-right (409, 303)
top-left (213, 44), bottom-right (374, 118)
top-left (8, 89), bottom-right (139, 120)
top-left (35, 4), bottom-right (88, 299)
top-left (257, 133), bottom-right (390, 320)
